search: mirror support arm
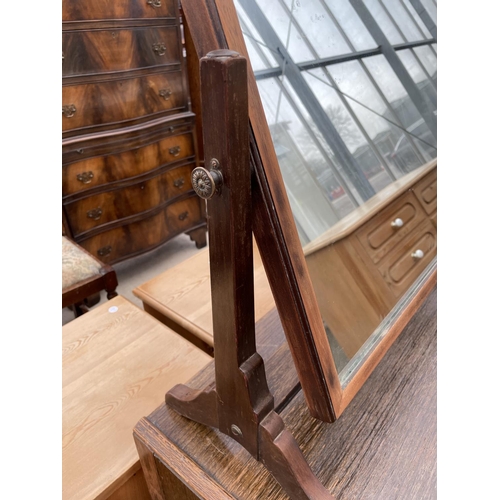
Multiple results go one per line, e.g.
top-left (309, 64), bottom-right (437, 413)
top-left (165, 50), bottom-right (331, 500)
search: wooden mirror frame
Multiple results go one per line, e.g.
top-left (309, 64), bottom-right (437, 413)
top-left (181, 0), bottom-right (437, 423)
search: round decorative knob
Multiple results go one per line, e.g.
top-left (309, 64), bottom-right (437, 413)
top-left (391, 218), bottom-right (404, 228)
top-left (191, 166), bottom-right (223, 199)
top-left (411, 249), bottom-right (424, 259)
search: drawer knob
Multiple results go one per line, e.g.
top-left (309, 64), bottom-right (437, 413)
top-left (159, 88), bottom-right (172, 100)
top-left (173, 178), bottom-right (185, 188)
top-left (391, 218), bottom-right (404, 228)
top-left (147, 0), bottom-right (162, 7)
top-left (87, 207), bottom-right (103, 221)
top-left (76, 171), bottom-right (94, 184)
top-left (97, 245), bottom-right (112, 257)
top-left (178, 211), bottom-right (189, 221)
top-left (153, 42), bottom-right (166, 56)
top-left (411, 249), bottom-right (425, 259)
top-left (191, 161), bottom-right (223, 199)
top-left (169, 146), bottom-right (181, 157)
top-left (62, 104), bottom-right (77, 118)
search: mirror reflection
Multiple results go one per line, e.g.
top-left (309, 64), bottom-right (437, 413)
top-left (234, 0), bottom-right (437, 380)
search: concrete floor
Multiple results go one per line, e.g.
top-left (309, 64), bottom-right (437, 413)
top-left (62, 233), bottom-right (204, 326)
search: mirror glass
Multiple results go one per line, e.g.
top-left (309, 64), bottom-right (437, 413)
top-left (234, 0), bottom-right (437, 383)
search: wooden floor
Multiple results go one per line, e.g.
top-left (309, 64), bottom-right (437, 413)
top-left (136, 287), bottom-right (437, 499)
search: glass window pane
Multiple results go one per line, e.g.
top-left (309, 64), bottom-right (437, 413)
top-left (398, 49), bottom-right (436, 110)
top-left (400, 0), bottom-right (433, 38)
top-left (326, 60), bottom-right (423, 175)
top-left (420, 0), bottom-right (437, 24)
top-left (235, 0), bottom-right (277, 70)
top-left (363, 54), bottom-right (437, 160)
top-left (414, 45), bottom-right (437, 80)
top-left (256, 78), bottom-right (354, 242)
top-left (254, 0), bottom-right (315, 62)
top-left (282, 0), bottom-right (352, 58)
top-left (363, 0), bottom-right (405, 44)
top-left (322, 0), bottom-right (377, 51)
top-left (380, 0), bottom-right (425, 41)
top-left (304, 69), bottom-right (395, 193)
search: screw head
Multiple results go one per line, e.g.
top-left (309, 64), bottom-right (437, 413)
top-left (230, 424), bottom-right (242, 437)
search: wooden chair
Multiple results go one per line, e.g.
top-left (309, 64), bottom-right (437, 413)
top-left (62, 236), bottom-right (118, 317)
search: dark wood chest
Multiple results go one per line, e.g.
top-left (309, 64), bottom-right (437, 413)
top-left (62, 0), bottom-right (206, 264)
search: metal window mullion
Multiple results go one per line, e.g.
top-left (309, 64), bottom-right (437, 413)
top-left (349, 0), bottom-right (437, 139)
top-left (273, 78), bottom-right (361, 207)
top-left (398, 0), bottom-right (432, 39)
top-left (239, 0), bottom-right (376, 201)
top-left (356, 59), bottom-right (427, 165)
top-left (278, 0), bottom-right (397, 182)
top-left (318, 0), bottom-right (426, 167)
top-left (378, 0), bottom-right (436, 91)
top-left (409, 0), bottom-right (437, 39)
top-left (240, 8), bottom-right (361, 207)
top-left (409, 47), bottom-right (436, 89)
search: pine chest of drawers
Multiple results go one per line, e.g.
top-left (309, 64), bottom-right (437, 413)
top-left (303, 160), bottom-right (437, 359)
top-left (62, 0), bottom-right (206, 264)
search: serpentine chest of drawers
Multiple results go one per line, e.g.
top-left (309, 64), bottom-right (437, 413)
top-left (62, 0), bottom-right (206, 264)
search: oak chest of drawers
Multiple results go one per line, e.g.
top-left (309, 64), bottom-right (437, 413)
top-left (62, 0), bottom-right (206, 264)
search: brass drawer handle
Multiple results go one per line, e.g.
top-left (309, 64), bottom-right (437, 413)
top-left (411, 249), bottom-right (424, 259)
top-left (87, 207), bottom-right (103, 221)
top-left (147, 0), bottom-right (162, 7)
top-left (178, 211), bottom-right (189, 221)
top-left (97, 245), bottom-right (112, 257)
top-left (152, 42), bottom-right (166, 56)
top-left (159, 88), bottom-right (172, 100)
top-left (169, 146), bottom-right (181, 157)
top-left (173, 178), bottom-right (185, 188)
top-left (62, 104), bottom-right (76, 118)
top-left (391, 218), bottom-right (404, 228)
top-left (76, 171), bottom-right (94, 184)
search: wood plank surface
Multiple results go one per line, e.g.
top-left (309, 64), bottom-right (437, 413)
top-left (136, 287), bottom-right (437, 499)
top-left (62, 296), bottom-right (211, 500)
top-left (133, 239), bottom-right (275, 347)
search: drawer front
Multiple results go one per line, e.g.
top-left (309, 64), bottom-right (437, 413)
top-left (62, 72), bottom-right (187, 132)
top-left (63, 133), bottom-right (195, 197)
top-left (165, 165), bottom-right (196, 198)
top-left (62, 27), bottom-right (180, 77)
top-left (64, 167), bottom-right (195, 236)
top-left (412, 169), bottom-right (437, 215)
top-left (377, 220), bottom-right (437, 300)
top-left (78, 196), bottom-right (203, 263)
top-left (63, 0), bottom-right (177, 22)
top-left (356, 191), bottom-right (427, 264)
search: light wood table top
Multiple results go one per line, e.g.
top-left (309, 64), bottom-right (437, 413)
top-left (62, 295), bottom-right (211, 500)
top-left (133, 240), bottom-right (275, 350)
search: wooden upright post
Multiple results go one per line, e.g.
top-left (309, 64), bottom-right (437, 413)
top-left (164, 50), bottom-right (331, 500)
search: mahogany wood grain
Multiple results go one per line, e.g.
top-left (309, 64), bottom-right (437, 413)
top-left (63, 0), bottom-right (176, 22)
top-left (181, 0), bottom-right (339, 424)
top-left (63, 132), bottom-right (194, 198)
top-left (62, 71), bottom-right (188, 133)
top-left (77, 196), bottom-right (204, 264)
top-left (64, 166), bottom-right (195, 236)
top-left (62, 295), bottom-right (211, 500)
top-left (62, 27), bottom-right (180, 77)
top-left (215, 0), bottom-right (343, 421)
top-left (135, 287), bottom-right (437, 500)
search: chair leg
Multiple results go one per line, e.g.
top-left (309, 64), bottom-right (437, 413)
top-left (72, 302), bottom-right (89, 318)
